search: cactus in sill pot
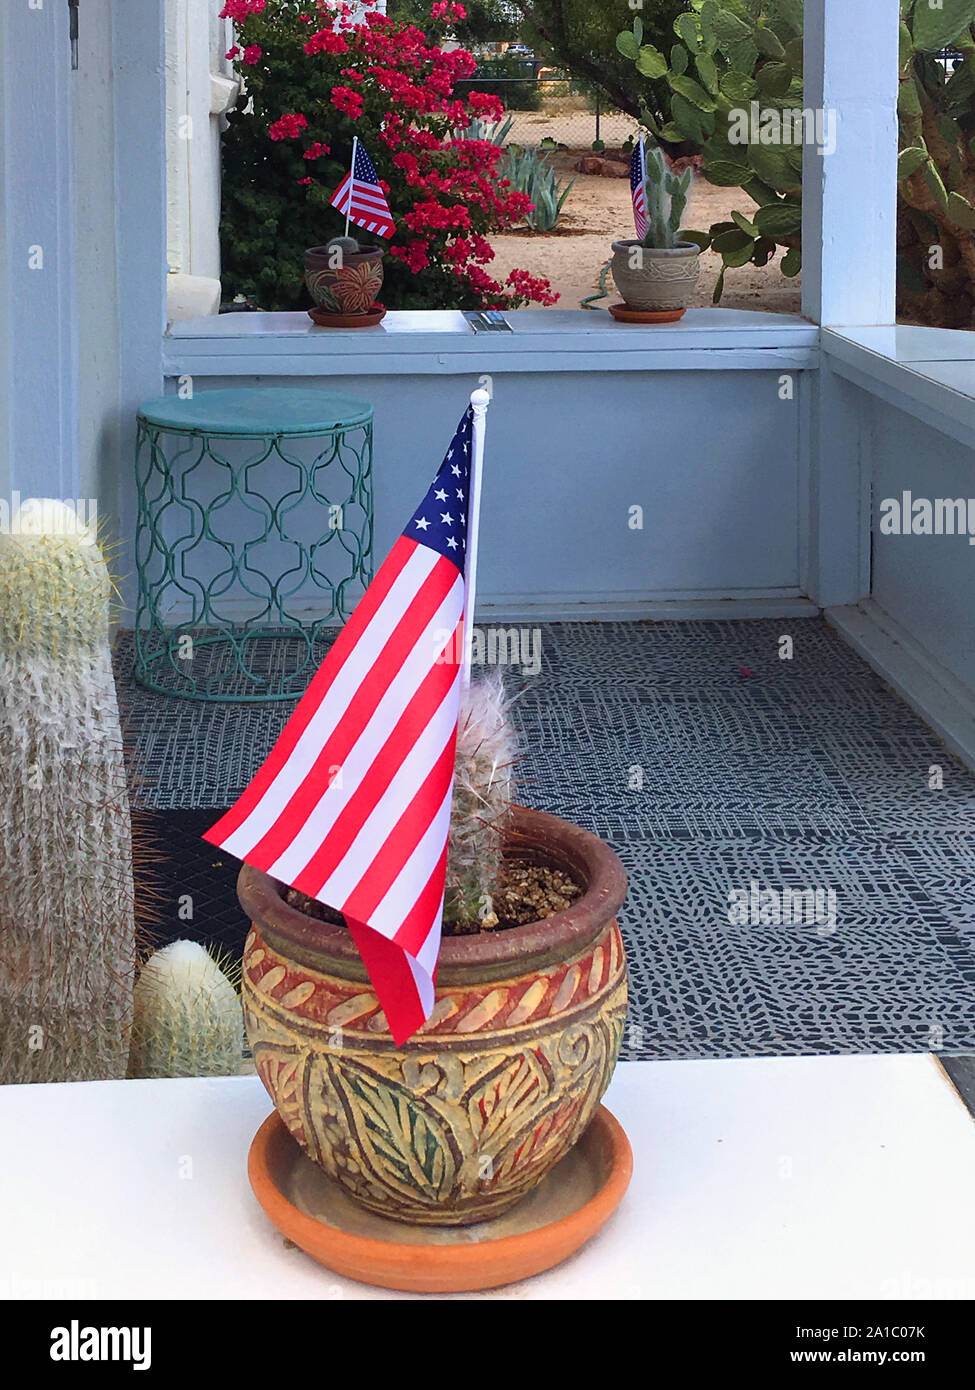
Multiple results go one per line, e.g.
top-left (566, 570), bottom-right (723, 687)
top-left (326, 235), bottom-right (361, 258)
top-left (128, 940), bottom-right (244, 1078)
top-left (444, 671), bottom-right (515, 931)
top-left (643, 142), bottom-right (693, 248)
top-left (616, 0), bottom-right (804, 299)
top-left (0, 499), bottom-right (137, 1083)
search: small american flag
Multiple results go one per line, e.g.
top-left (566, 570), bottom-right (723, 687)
top-left (204, 409), bottom-right (476, 1044)
top-left (630, 135), bottom-right (648, 241)
top-left (330, 139), bottom-right (395, 239)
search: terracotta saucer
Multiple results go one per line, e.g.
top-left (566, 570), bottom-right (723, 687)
top-left (248, 1105), bottom-right (633, 1294)
top-left (307, 305), bottom-right (387, 328)
top-left (609, 303), bottom-right (686, 323)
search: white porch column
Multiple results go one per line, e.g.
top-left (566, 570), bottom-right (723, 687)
top-left (802, 0), bottom-right (900, 327)
top-left (803, 0), bottom-right (900, 609)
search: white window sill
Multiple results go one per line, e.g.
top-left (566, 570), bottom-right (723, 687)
top-left (823, 325), bottom-right (975, 443)
top-left (164, 307), bottom-right (820, 376)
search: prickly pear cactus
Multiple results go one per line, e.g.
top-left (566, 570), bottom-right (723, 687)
top-left (898, 4), bottom-right (975, 326)
top-left (444, 671), bottom-right (515, 931)
top-left (128, 940), bottom-right (244, 1078)
top-left (0, 499), bottom-right (137, 1082)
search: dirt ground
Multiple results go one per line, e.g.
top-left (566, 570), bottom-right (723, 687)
top-left (489, 149), bottom-right (803, 316)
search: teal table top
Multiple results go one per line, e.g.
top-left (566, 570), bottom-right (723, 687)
top-left (138, 387), bottom-right (372, 434)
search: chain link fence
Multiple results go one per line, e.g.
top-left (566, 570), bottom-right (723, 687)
top-left (457, 77), bottom-right (640, 151)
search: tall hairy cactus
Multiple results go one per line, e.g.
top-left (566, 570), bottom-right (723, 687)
top-left (0, 499), bottom-right (137, 1082)
top-left (128, 941), bottom-right (244, 1079)
top-left (643, 142), bottom-right (693, 248)
top-left (444, 671), bottom-right (515, 931)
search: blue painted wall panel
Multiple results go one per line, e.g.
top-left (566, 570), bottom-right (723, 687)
top-left (141, 368), bottom-right (802, 618)
top-left (870, 398), bottom-right (975, 690)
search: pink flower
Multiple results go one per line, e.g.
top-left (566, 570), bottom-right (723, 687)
top-left (304, 28), bottom-right (348, 56)
top-left (242, 45), bottom-right (262, 65)
top-left (268, 112), bottom-right (309, 141)
top-left (220, 0), bottom-right (265, 20)
top-left (431, 1), bottom-right (466, 19)
top-left (331, 86), bottom-right (364, 119)
top-left (225, 45), bottom-right (241, 60)
top-left (303, 141), bottom-right (331, 160)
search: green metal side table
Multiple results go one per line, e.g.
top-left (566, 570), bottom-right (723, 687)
top-left (134, 387), bottom-right (373, 701)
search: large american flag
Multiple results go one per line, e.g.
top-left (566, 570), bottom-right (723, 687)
top-left (330, 140), bottom-right (395, 239)
top-left (630, 135), bottom-right (649, 241)
top-left (204, 409), bottom-right (475, 1045)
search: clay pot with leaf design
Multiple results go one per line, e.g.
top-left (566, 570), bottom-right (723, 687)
top-left (304, 238), bottom-right (385, 321)
top-left (237, 806), bottom-right (628, 1227)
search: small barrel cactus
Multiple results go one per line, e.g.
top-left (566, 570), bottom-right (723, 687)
top-left (444, 671), bottom-right (515, 930)
top-left (0, 499), bottom-right (137, 1083)
top-left (326, 235), bottom-right (361, 257)
top-left (128, 940), bottom-right (244, 1078)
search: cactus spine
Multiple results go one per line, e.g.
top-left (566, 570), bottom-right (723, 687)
top-left (128, 940), bottom-right (244, 1078)
top-left (643, 142), bottom-right (692, 248)
top-left (444, 671), bottom-right (515, 930)
top-left (0, 499), bottom-right (137, 1082)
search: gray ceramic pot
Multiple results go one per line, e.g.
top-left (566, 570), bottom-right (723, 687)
top-left (611, 239), bottom-right (701, 312)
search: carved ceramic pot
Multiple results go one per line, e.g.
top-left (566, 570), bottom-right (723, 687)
top-left (304, 244), bottom-right (384, 315)
top-left (238, 806), bottom-right (628, 1227)
top-left (611, 239), bottom-right (701, 312)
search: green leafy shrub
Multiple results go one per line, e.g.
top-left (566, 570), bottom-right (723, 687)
top-left (220, 1), bottom-right (556, 311)
top-left (617, 1), bottom-right (803, 302)
top-left (616, 0), bottom-right (975, 322)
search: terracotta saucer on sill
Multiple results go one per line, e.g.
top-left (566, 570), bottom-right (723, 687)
top-left (248, 1105), bottom-right (633, 1294)
top-left (609, 303), bottom-right (686, 323)
top-left (308, 305), bottom-right (387, 328)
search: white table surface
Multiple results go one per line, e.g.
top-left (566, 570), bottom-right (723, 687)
top-left (1, 1056), bottom-right (973, 1301)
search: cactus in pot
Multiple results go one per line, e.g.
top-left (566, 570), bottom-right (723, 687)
top-left (0, 499), bottom-right (138, 1083)
top-left (612, 141), bottom-right (702, 314)
top-left (615, 1), bottom-right (804, 303)
top-left (304, 234), bottom-right (385, 319)
top-left (443, 671), bottom-right (515, 931)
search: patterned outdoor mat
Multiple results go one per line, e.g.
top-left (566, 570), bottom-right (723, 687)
top-left (118, 619), bottom-right (975, 1059)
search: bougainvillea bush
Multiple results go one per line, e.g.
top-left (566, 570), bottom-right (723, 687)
top-left (219, 0), bottom-right (556, 310)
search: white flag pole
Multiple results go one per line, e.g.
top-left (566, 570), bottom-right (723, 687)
top-left (345, 135), bottom-right (358, 239)
top-left (461, 388), bottom-right (490, 692)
